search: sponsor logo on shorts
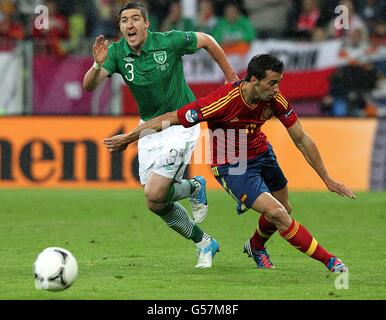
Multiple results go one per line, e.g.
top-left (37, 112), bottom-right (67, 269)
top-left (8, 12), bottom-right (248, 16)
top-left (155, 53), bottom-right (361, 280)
top-left (185, 109), bottom-right (198, 123)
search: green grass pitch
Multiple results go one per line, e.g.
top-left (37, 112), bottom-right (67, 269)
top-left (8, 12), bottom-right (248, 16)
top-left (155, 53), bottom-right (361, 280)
top-left (0, 189), bottom-right (385, 300)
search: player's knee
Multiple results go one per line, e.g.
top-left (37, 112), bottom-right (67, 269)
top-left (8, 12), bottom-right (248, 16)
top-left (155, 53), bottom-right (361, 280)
top-left (265, 204), bottom-right (288, 224)
top-left (144, 186), bottom-right (167, 204)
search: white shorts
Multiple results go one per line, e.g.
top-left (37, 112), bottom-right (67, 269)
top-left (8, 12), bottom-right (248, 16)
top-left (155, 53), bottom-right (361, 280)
top-left (138, 122), bottom-right (200, 185)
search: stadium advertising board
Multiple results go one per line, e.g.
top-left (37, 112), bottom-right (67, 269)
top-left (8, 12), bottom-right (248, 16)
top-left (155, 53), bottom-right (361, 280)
top-left (0, 117), bottom-right (379, 190)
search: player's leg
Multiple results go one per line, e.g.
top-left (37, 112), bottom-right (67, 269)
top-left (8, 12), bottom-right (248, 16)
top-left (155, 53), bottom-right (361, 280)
top-left (144, 173), bottom-right (204, 243)
top-left (271, 185), bottom-right (292, 214)
top-left (163, 176), bottom-right (208, 224)
top-left (250, 185), bottom-right (292, 251)
top-left (144, 173), bottom-right (218, 268)
top-left (139, 128), bottom-right (217, 268)
top-left (138, 124), bottom-right (205, 209)
top-left (212, 163), bottom-right (277, 268)
top-left (148, 125), bottom-right (208, 223)
top-left (249, 147), bottom-right (292, 250)
top-left (251, 193), bottom-right (348, 272)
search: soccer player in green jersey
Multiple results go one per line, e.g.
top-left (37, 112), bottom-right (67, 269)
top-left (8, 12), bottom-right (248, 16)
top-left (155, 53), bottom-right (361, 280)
top-left (83, 1), bottom-right (239, 268)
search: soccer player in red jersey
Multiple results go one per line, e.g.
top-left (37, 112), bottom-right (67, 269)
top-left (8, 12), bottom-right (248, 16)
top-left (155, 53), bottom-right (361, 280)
top-left (104, 54), bottom-right (356, 272)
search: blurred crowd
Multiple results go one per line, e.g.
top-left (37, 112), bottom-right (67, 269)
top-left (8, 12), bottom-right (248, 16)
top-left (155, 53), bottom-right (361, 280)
top-left (2, 0), bottom-right (386, 51)
top-left (1, 0), bottom-right (386, 117)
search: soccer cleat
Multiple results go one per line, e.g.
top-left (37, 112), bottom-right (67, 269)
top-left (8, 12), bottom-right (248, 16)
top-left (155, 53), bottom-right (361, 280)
top-left (236, 202), bottom-right (249, 215)
top-left (243, 239), bottom-right (275, 269)
top-left (189, 176), bottom-right (208, 224)
top-left (327, 257), bottom-right (348, 273)
top-left (195, 238), bottom-right (220, 268)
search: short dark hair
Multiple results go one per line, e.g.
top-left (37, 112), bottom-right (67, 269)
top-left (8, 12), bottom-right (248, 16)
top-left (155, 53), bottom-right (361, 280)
top-left (246, 54), bottom-right (284, 81)
top-left (119, 1), bottom-right (148, 21)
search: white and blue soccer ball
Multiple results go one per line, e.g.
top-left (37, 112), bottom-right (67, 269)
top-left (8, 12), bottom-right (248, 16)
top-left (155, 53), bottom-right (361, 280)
top-left (33, 247), bottom-right (78, 292)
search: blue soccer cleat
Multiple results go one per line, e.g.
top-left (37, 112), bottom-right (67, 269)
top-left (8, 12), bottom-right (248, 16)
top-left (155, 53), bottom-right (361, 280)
top-left (327, 257), bottom-right (348, 272)
top-left (243, 239), bottom-right (275, 269)
top-left (195, 238), bottom-right (220, 268)
top-left (189, 176), bottom-right (208, 224)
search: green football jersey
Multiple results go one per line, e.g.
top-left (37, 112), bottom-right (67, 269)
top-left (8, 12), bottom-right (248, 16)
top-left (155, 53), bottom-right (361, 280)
top-left (103, 30), bottom-right (199, 120)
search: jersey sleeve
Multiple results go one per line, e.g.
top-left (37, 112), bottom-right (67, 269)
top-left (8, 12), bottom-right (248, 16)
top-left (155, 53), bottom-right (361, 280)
top-left (177, 84), bottom-right (233, 127)
top-left (274, 92), bottom-right (298, 128)
top-left (102, 44), bottom-right (118, 76)
top-left (168, 30), bottom-right (198, 56)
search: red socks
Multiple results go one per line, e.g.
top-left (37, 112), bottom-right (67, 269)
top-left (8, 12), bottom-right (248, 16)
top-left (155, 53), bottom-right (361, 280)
top-left (250, 215), bottom-right (277, 250)
top-left (280, 219), bottom-right (334, 265)
top-left (250, 215), bottom-right (334, 266)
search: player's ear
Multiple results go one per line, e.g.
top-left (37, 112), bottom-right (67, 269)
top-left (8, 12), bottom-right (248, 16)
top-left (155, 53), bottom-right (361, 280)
top-left (250, 76), bottom-right (259, 84)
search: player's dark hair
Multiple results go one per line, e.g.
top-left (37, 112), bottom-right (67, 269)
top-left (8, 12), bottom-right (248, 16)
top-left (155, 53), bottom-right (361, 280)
top-left (246, 54), bottom-right (284, 81)
top-left (119, 1), bottom-right (149, 21)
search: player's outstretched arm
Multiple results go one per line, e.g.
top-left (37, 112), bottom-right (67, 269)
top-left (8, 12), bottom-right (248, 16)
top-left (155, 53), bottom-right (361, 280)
top-left (196, 32), bottom-right (239, 83)
top-left (287, 120), bottom-right (357, 199)
top-left (103, 111), bottom-right (180, 153)
top-left (83, 35), bottom-right (109, 91)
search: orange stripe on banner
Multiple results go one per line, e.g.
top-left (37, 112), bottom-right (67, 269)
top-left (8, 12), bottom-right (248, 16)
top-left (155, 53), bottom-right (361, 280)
top-left (201, 87), bottom-right (239, 113)
top-left (283, 221), bottom-right (299, 240)
top-left (202, 91), bottom-right (240, 117)
top-left (241, 194), bottom-right (248, 202)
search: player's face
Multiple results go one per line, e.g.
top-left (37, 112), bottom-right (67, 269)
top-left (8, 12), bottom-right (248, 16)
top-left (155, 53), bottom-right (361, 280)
top-left (253, 70), bottom-right (283, 101)
top-left (119, 9), bottom-right (150, 52)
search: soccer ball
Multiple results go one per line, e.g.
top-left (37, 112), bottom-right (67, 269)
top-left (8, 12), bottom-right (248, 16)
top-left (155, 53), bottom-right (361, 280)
top-left (33, 247), bottom-right (78, 292)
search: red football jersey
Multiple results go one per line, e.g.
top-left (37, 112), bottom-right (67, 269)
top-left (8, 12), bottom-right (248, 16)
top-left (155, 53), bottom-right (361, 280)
top-left (177, 80), bottom-right (298, 166)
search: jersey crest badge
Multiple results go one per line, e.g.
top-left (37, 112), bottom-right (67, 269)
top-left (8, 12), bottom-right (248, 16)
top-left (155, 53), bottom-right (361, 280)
top-left (154, 51), bottom-right (167, 65)
top-left (124, 57), bottom-right (134, 63)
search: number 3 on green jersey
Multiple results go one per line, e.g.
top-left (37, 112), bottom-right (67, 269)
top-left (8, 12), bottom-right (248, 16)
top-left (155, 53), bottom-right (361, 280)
top-left (124, 63), bottom-right (134, 81)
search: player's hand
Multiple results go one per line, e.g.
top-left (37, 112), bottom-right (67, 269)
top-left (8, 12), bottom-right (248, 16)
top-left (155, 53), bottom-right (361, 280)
top-left (103, 134), bottom-right (130, 153)
top-left (224, 73), bottom-right (239, 84)
top-left (325, 179), bottom-right (357, 199)
top-left (93, 35), bottom-right (109, 64)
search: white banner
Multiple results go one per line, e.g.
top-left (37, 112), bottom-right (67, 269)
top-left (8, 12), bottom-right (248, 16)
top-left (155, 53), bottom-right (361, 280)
top-left (248, 39), bottom-right (343, 71)
top-left (182, 39), bottom-right (386, 82)
top-left (0, 50), bottom-right (23, 115)
top-left (182, 39), bottom-right (343, 82)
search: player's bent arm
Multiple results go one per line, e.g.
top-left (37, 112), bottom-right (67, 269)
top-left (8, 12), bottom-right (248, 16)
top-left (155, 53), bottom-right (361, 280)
top-left (127, 111), bottom-right (180, 143)
top-left (196, 32), bottom-right (239, 83)
top-left (83, 67), bottom-right (109, 91)
top-left (103, 111), bottom-right (180, 153)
